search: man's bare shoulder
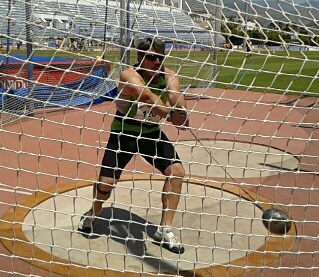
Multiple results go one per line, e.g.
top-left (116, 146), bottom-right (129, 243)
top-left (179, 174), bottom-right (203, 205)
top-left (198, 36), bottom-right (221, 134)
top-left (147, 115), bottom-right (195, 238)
top-left (118, 66), bottom-right (144, 95)
top-left (164, 67), bottom-right (176, 75)
top-left (120, 67), bottom-right (138, 81)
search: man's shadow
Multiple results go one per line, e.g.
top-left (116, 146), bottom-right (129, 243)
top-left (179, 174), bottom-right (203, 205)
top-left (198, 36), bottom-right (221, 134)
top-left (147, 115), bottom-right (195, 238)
top-left (78, 207), bottom-right (180, 272)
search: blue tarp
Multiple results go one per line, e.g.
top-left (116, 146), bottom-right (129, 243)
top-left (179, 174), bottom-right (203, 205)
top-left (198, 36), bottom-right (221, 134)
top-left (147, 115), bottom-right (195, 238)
top-left (1, 69), bottom-right (118, 108)
top-left (0, 55), bottom-right (74, 64)
top-left (0, 88), bottom-right (6, 105)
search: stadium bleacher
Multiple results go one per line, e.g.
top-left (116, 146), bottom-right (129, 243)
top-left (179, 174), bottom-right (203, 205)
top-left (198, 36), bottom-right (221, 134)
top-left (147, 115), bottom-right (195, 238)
top-left (0, 0), bottom-right (223, 46)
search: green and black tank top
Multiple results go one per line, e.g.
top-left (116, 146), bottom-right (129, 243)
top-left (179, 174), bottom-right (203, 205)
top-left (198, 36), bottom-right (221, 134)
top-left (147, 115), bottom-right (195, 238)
top-left (111, 67), bottom-right (168, 134)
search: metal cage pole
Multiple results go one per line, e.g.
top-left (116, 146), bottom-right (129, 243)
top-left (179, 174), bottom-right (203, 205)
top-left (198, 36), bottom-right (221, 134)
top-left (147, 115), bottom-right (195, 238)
top-left (210, 0), bottom-right (222, 88)
top-left (243, 1), bottom-right (248, 48)
top-left (119, 0), bottom-right (127, 69)
top-left (6, 0), bottom-right (11, 55)
top-left (5, 0), bottom-right (12, 92)
top-left (126, 0), bottom-right (131, 65)
top-left (102, 0), bottom-right (108, 60)
top-left (25, 0), bottom-right (34, 115)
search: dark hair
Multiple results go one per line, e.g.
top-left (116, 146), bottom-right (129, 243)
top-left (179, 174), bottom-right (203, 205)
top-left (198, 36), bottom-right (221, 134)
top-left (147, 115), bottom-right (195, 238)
top-left (136, 37), bottom-right (165, 55)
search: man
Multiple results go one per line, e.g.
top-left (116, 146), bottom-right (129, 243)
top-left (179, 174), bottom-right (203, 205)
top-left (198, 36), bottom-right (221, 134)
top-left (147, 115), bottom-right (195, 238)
top-left (246, 40), bottom-right (252, 58)
top-left (78, 37), bottom-right (188, 254)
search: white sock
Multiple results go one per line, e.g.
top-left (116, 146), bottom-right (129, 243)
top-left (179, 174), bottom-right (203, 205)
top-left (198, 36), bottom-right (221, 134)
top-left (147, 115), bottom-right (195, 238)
top-left (158, 226), bottom-right (171, 233)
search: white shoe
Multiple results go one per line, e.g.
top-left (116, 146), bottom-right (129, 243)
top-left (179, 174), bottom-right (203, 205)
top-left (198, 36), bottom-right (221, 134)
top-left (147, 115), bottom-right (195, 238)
top-left (154, 227), bottom-right (185, 254)
top-left (77, 209), bottom-right (102, 233)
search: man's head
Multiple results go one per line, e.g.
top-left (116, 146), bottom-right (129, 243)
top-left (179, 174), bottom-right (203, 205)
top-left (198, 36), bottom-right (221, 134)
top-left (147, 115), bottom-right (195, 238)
top-left (136, 37), bottom-right (165, 55)
top-left (136, 37), bottom-right (165, 71)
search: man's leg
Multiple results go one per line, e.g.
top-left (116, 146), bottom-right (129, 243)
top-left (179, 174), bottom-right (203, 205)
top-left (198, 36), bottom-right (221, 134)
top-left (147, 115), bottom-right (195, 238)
top-left (154, 162), bottom-right (185, 254)
top-left (160, 163), bottom-right (184, 227)
top-left (141, 132), bottom-right (185, 227)
top-left (137, 131), bottom-right (186, 253)
top-left (78, 176), bottom-right (116, 233)
top-left (91, 176), bottom-right (116, 215)
top-left (78, 131), bottom-right (133, 234)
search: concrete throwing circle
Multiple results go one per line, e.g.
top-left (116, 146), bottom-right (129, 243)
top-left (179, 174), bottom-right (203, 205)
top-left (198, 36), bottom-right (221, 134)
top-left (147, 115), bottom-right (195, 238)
top-left (0, 175), bottom-right (296, 277)
top-left (175, 140), bottom-right (299, 179)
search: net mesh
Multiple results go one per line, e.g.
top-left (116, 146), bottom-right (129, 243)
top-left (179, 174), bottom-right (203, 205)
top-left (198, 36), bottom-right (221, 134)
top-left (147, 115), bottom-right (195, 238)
top-left (0, 0), bottom-right (318, 276)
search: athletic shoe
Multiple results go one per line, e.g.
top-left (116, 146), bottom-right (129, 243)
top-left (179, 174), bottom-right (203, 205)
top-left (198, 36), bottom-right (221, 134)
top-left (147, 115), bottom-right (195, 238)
top-left (77, 209), bottom-right (102, 234)
top-left (154, 227), bottom-right (185, 254)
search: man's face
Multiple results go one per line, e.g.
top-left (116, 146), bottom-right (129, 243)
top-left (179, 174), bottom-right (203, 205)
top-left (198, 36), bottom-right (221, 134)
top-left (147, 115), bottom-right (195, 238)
top-left (139, 48), bottom-right (164, 77)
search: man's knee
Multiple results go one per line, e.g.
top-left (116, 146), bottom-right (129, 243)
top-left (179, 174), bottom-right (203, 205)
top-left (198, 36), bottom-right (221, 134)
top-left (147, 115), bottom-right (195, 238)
top-left (95, 182), bottom-right (113, 195)
top-left (164, 163), bottom-right (185, 179)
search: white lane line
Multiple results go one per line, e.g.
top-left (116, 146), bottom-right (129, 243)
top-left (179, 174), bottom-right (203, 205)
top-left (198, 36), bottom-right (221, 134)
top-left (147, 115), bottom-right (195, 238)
top-left (0, 187), bottom-right (33, 196)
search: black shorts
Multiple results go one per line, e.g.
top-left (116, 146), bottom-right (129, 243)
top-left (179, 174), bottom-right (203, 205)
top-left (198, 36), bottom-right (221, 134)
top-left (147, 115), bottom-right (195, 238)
top-left (100, 130), bottom-right (182, 179)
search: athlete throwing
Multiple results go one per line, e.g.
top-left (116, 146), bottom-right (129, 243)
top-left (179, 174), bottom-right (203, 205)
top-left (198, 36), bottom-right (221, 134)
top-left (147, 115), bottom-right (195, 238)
top-left (78, 37), bottom-right (188, 254)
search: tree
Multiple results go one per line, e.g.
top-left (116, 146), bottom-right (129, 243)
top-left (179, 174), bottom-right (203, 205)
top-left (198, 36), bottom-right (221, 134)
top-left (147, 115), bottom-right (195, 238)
top-left (265, 31), bottom-right (281, 46)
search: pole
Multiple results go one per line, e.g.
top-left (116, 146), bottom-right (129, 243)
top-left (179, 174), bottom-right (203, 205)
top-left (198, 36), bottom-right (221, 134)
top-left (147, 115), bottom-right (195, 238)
top-left (5, 0), bottom-right (11, 91)
top-left (126, 0), bottom-right (130, 65)
top-left (210, 0), bottom-right (222, 88)
top-left (243, 1), bottom-right (248, 48)
top-left (25, 0), bottom-right (34, 115)
top-left (102, 0), bottom-right (108, 60)
top-left (119, 0), bottom-right (126, 70)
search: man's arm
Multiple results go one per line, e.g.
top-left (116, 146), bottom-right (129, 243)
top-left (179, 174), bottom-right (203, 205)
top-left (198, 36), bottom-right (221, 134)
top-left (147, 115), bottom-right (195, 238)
top-left (118, 67), bottom-right (170, 118)
top-left (164, 68), bottom-right (186, 109)
top-left (164, 68), bottom-right (189, 127)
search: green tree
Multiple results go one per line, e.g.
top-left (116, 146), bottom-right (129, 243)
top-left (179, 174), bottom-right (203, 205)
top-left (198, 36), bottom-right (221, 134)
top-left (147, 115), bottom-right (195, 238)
top-left (266, 31), bottom-right (281, 45)
top-left (221, 18), bottom-right (245, 45)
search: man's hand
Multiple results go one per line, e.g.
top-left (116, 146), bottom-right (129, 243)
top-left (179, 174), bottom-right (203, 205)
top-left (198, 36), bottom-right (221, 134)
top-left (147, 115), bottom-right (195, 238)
top-left (168, 108), bottom-right (189, 128)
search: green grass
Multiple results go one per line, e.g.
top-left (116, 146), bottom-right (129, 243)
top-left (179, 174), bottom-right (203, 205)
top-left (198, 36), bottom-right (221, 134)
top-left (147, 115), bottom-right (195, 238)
top-left (7, 49), bottom-right (319, 95)
top-left (159, 50), bottom-right (319, 95)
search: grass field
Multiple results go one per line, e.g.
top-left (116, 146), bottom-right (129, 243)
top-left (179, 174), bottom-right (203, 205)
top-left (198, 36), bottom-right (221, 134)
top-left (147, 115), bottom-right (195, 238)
top-left (7, 49), bottom-right (319, 96)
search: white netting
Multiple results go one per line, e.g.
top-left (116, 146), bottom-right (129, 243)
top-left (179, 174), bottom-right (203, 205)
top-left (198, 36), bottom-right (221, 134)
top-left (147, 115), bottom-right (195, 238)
top-left (0, 0), bottom-right (318, 276)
